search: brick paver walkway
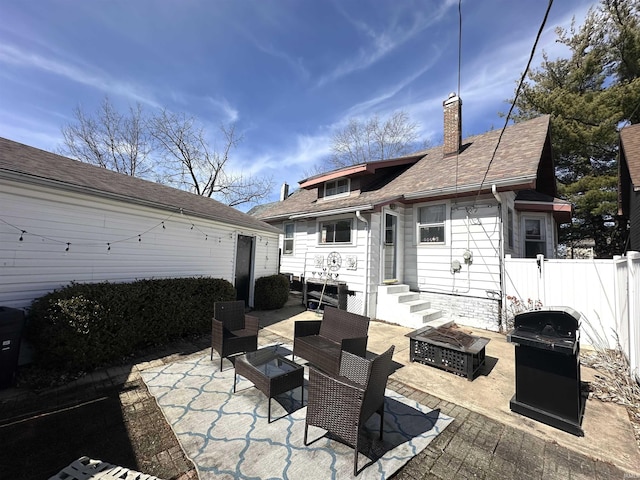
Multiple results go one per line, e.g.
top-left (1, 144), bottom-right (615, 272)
top-left (0, 329), bottom-right (634, 480)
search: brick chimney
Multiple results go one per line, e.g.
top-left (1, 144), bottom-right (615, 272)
top-left (280, 182), bottom-right (289, 201)
top-left (443, 93), bottom-right (462, 156)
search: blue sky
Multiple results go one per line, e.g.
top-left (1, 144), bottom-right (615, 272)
top-left (0, 0), bottom-right (596, 208)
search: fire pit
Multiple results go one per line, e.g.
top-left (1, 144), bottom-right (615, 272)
top-left (406, 324), bottom-right (490, 380)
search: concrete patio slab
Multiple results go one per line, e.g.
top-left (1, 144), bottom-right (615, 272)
top-left (264, 310), bottom-right (640, 474)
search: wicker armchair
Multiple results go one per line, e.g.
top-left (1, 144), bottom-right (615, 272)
top-left (304, 345), bottom-right (395, 476)
top-left (211, 300), bottom-right (259, 370)
top-left (293, 306), bottom-right (370, 375)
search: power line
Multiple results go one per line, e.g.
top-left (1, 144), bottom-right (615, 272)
top-left (475, 0), bottom-right (554, 204)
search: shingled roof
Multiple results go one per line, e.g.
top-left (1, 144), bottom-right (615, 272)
top-left (620, 124), bottom-right (640, 187)
top-left (255, 114), bottom-right (551, 221)
top-left (0, 137), bottom-right (280, 234)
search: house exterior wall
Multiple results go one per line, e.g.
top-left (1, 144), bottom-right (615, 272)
top-left (0, 179), bottom-right (280, 309)
top-left (404, 198), bottom-right (502, 299)
top-left (278, 212), bottom-right (373, 316)
top-left (271, 193), bottom-right (558, 330)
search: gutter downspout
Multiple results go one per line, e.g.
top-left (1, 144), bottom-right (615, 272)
top-left (492, 184), bottom-right (506, 331)
top-left (355, 210), bottom-right (369, 316)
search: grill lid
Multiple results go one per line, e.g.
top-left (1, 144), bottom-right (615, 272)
top-left (508, 307), bottom-right (581, 355)
top-left (513, 307), bottom-right (580, 336)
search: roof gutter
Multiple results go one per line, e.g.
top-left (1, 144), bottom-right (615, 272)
top-left (288, 204), bottom-right (374, 220)
top-left (403, 176), bottom-right (536, 200)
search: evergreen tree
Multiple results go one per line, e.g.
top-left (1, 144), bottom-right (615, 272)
top-left (511, 0), bottom-right (640, 257)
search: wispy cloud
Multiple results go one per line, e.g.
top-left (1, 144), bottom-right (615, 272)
top-left (236, 131), bottom-right (332, 180)
top-left (206, 96), bottom-right (240, 123)
top-left (340, 51), bottom-right (444, 121)
top-left (252, 42), bottom-right (310, 82)
top-left (0, 43), bottom-right (160, 108)
top-left (0, 109), bottom-right (64, 151)
top-left (317, 0), bottom-right (458, 87)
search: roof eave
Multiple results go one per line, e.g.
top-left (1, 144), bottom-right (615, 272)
top-left (403, 176), bottom-right (537, 201)
top-left (515, 199), bottom-right (573, 224)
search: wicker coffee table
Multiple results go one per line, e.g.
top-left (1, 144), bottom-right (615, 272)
top-left (234, 346), bottom-right (304, 422)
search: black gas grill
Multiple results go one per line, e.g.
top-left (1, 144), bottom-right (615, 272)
top-left (507, 307), bottom-right (586, 436)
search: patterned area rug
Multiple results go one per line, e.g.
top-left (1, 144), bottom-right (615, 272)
top-left (141, 345), bottom-right (454, 480)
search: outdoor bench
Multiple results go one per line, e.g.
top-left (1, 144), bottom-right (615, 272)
top-left (293, 306), bottom-right (370, 375)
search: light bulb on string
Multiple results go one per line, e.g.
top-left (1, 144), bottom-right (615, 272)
top-left (138, 235), bottom-right (142, 242)
top-left (162, 222), bottom-right (166, 229)
top-left (65, 243), bottom-right (71, 254)
top-left (107, 243), bottom-right (111, 254)
top-left (19, 230), bottom-right (25, 242)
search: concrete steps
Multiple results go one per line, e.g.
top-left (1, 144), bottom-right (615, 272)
top-left (376, 284), bottom-right (449, 329)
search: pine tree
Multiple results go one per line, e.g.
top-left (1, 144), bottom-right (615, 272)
top-left (512, 0), bottom-right (640, 257)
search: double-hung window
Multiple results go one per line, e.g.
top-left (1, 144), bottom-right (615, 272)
top-left (524, 217), bottom-right (546, 257)
top-left (418, 204), bottom-right (445, 243)
top-left (320, 219), bottom-right (352, 244)
top-left (324, 178), bottom-right (349, 198)
top-left (283, 223), bottom-right (294, 255)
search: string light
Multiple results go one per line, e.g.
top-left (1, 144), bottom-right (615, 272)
top-left (2, 210), bottom-right (243, 255)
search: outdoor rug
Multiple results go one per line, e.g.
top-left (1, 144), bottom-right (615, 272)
top-left (140, 345), bottom-right (454, 480)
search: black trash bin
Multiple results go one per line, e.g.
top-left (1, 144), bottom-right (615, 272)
top-left (0, 306), bottom-right (26, 389)
top-left (507, 307), bottom-right (586, 436)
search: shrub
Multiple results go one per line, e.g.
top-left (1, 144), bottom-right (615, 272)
top-left (26, 277), bottom-right (236, 371)
top-left (254, 274), bottom-right (290, 310)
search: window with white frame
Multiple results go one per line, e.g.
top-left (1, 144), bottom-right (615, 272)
top-left (524, 217), bottom-right (546, 257)
top-left (324, 178), bottom-right (349, 198)
top-left (418, 204), bottom-right (446, 243)
top-left (320, 219), bottom-right (352, 244)
top-left (507, 208), bottom-right (514, 249)
top-left (283, 223), bottom-right (294, 255)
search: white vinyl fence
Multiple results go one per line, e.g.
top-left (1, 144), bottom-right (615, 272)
top-left (504, 251), bottom-right (640, 382)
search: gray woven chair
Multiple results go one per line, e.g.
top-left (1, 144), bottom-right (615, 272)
top-left (211, 300), bottom-right (259, 370)
top-left (304, 345), bottom-right (395, 476)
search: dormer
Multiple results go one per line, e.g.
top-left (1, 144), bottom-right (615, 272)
top-left (299, 155), bottom-right (423, 202)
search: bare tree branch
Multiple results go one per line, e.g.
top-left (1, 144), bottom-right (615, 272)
top-left (60, 98), bottom-right (274, 208)
top-left (59, 97), bottom-right (153, 178)
top-left (329, 110), bottom-right (421, 168)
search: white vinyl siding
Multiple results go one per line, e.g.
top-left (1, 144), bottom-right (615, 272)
top-left (280, 220), bottom-right (308, 276)
top-left (507, 208), bottom-right (514, 249)
top-left (408, 201), bottom-right (502, 299)
top-left (0, 180), bottom-right (279, 309)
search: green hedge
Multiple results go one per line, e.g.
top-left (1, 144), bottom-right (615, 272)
top-left (26, 277), bottom-right (236, 371)
top-left (254, 274), bottom-right (290, 310)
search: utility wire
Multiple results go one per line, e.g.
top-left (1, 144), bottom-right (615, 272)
top-left (475, 0), bottom-right (554, 205)
top-left (454, 0), bottom-right (462, 199)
